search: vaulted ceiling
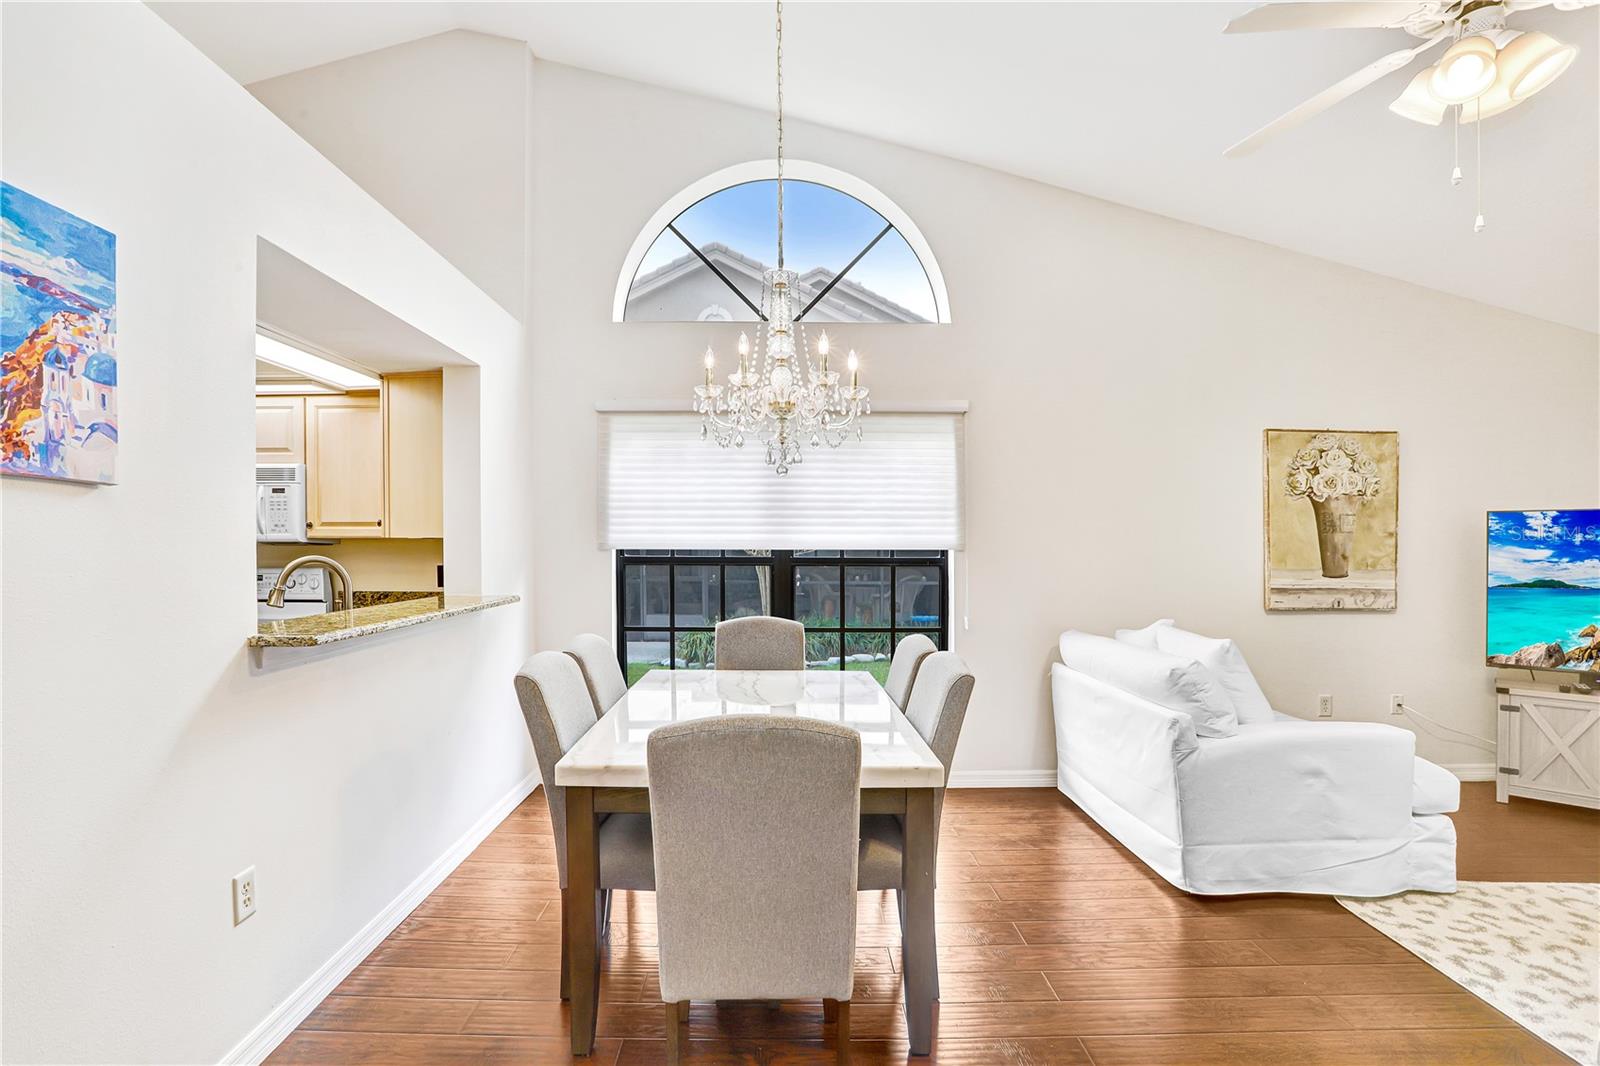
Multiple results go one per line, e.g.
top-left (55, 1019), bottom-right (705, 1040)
top-left (152, 1), bottom-right (1599, 332)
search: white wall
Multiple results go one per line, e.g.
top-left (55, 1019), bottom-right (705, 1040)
top-left (248, 31), bottom-right (530, 318)
top-left (517, 60), bottom-right (1598, 775)
top-left (0, 7), bottom-right (535, 1064)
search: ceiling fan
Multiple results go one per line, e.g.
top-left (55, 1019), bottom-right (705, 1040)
top-left (1223, 0), bottom-right (1592, 158)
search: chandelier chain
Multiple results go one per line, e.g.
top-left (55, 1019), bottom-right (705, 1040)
top-left (775, 0), bottom-right (784, 268)
top-left (690, 0), bottom-right (869, 477)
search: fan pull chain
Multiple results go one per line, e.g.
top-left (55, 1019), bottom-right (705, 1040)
top-left (1474, 98), bottom-right (1485, 232)
top-left (1451, 104), bottom-right (1463, 186)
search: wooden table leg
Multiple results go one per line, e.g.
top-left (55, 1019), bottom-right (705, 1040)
top-left (901, 787), bottom-right (937, 1055)
top-left (559, 888), bottom-right (570, 1001)
top-left (566, 786), bottom-right (600, 1055)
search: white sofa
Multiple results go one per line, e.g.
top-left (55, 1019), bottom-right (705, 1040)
top-left (1051, 628), bottom-right (1458, 897)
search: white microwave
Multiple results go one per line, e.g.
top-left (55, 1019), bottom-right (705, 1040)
top-left (256, 463), bottom-right (310, 542)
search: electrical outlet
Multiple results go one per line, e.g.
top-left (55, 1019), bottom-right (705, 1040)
top-left (1390, 694), bottom-right (1405, 716)
top-left (232, 867), bottom-right (257, 925)
top-left (1317, 694), bottom-right (1333, 718)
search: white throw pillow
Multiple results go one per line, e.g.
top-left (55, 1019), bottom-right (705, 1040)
top-left (1114, 619), bottom-right (1174, 649)
top-left (1059, 630), bottom-right (1238, 737)
top-left (1153, 625), bottom-right (1275, 726)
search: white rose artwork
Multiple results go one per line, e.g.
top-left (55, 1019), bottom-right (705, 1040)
top-left (1265, 429), bottom-right (1398, 611)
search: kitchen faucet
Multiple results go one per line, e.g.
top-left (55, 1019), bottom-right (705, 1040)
top-left (266, 555), bottom-right (353, 612)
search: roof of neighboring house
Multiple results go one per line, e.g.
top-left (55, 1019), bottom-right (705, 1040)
top-left (628, 242), bottom-right (928, 323)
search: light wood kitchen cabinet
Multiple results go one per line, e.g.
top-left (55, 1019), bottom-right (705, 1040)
top-left (304, 392), bottom-right (385, 538)
top-left (254, 396), bottom-right (305, 463)
top-left (383, 372), bottom-right (444, 539)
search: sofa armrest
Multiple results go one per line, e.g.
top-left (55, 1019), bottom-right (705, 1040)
top-left (1052, 663), bottom-right (1197, 845)
top-left (1177, 720), bottom-right (1416, 846)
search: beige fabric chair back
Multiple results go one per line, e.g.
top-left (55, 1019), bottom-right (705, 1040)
top-left (565, 633), bottom-right (628, 717)
top-left (714, 616), bottom-right (805, 671)
top-left (647, 716), bottom-right (861, 1002)
top-left (902, 651), bottom-right (975, 833)
top-left (884, 633), bottom-right (938, 709)
top-left (513, 651), bottom-right (601, 888)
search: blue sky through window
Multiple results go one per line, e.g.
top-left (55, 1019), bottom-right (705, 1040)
top-left (633, 180), bottom-right (936, 321)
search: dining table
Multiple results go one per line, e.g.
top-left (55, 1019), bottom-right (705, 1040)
top-left (553, 667), bottom-right (947, 1056)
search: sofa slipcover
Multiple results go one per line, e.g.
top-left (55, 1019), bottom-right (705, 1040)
top-left (1052, 662), bottom-right (1457, 897)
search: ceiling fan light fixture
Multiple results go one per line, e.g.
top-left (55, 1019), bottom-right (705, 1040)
top-left (1457, 72), bottom-right (1517, 123)
top-left (1390, 67), bottom-right (1448, 124)
top-left (1429, 34), bottom-right (1499, 103)
top-left (1496, 30), bottom-right (1578, 101)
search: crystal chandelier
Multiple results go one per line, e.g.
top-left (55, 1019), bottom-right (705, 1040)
top-left (692, 0), bottom-right (869, 476)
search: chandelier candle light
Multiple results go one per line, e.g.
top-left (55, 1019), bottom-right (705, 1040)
top-left (691, 0), bottom-right (870, 476)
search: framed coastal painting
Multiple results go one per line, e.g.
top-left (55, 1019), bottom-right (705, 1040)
top-left (1, 182), bottom-right (119, 484)
top-left (1264, 429), bottom-right (1398, 611)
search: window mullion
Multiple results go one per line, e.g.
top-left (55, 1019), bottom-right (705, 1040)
top-left (795, 222), bottom-right (893, 322)
top-left (838, 560), bottom-right (847, 671)
top-left (667, 223), bottom-right (767, 321)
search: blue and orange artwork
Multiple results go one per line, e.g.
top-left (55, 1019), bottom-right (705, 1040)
top-left (2, 182), bottom-right (118, 484)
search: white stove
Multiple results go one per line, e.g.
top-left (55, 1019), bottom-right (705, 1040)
top-left (257, 566), bottom-right (333, 620)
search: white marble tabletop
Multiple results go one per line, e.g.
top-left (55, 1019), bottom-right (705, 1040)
top-left (553, 669), bottom-right (945, 789)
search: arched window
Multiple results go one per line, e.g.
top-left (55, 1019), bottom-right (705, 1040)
top-left (615, 160), bottom-right (950, 324)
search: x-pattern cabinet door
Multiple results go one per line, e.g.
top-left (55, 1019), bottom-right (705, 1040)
top-left (1499, 687), bottom-right (1600, 809)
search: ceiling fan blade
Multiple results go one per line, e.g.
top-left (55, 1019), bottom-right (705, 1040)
top-left (1225, 2), bottom-right (1443, 33)
top-left (1224, 38), bottom-right (1443, 157)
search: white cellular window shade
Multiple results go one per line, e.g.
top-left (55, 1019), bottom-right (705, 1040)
top-left (599, 411), bottom-right (964, 550)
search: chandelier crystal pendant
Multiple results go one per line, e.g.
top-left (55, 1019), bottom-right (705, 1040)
top-left (691, 0), bottom-right (869, 476)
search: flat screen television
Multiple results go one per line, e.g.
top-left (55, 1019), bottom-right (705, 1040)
top-left (1487, 509), bottom-right (1600, 671)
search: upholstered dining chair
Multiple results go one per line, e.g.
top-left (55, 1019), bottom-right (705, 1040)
top-left (858, 651), bottom-right (974, 997)
top-left (513, 651), bottom-right (654, 999)
top-left (883, 633), bottom-right (938, 710)
top-left (648, 716), bottom-right (861, 1064)
top-left (714, 616), bottom-right (805, 671)
top-left (565, 632), bottom-right (628, 717)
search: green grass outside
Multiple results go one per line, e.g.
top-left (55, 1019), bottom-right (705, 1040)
top-left (845, 659), bottom-right (892, 685)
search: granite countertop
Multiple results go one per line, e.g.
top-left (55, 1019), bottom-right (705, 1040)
top-left (251, 594), bottom-right (519, 648)
top-left (350, 590), bottom-right (436, 608)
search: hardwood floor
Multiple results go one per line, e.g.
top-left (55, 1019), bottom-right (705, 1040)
top-left (267, 783), bottom-right (1597, 1064)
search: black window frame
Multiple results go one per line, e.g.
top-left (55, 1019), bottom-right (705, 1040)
top-left (614, 549), bottom-right (949, 676)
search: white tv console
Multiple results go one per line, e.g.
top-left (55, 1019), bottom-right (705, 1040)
top-left (1496, 684), bottom-right (1600, 809)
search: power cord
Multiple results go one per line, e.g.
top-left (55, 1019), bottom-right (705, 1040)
top-left (1397, 701), bottom-right (1495, 752)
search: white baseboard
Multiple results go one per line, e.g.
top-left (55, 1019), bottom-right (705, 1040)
top-left (947, 769), bottom-right (1058, 788)
top-left (952, 765), bottom-right (1502, 786)
top-left (220, 769), bottom-right (540, 1065)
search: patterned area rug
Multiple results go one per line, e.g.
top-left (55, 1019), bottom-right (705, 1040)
top-left (1339, 882), bottom-right (1599, 1066)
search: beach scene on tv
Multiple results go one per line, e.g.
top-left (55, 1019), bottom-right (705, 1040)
top-left (1487, 509), bottom-right (1600, 671)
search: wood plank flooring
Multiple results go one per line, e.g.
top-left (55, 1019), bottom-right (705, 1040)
top-left (267, 782), bottom-right (1597, 1064)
